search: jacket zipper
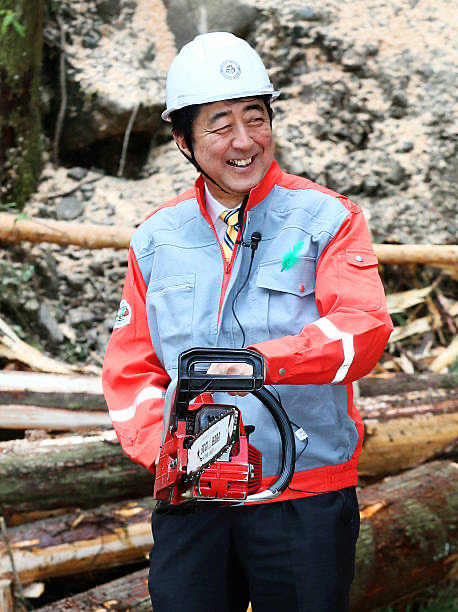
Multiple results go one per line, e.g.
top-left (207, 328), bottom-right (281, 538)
top-left (217, 226), bottom-right (242, 324)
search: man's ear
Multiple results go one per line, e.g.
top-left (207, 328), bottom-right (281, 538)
top-left (173, 132), bottom-right (191, 157)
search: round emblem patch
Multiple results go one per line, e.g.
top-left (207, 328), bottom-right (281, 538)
top-left (220, 60), bottom-right (241, 80)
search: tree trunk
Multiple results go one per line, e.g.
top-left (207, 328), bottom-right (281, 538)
top-left (351, 460), bottom-right (458, 611)
top-left (0, 498), bottom-right (153, 585)
top-left (0, 431), bottom-right (153, 523)
top-left (0, 0), bottom-right (44, 208)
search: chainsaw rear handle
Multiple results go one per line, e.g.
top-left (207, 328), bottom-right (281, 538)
top-left (159, 348), bottom-right (296, 503)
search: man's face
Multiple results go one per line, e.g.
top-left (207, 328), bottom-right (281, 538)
top-left (174, 97), bottom-right (275, 207)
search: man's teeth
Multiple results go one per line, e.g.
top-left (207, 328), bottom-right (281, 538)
top-left (228, 157), bottom-right (253, 167)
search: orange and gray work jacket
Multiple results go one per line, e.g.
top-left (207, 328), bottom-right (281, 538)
top-left (102, 161), bottom-right (393, 501)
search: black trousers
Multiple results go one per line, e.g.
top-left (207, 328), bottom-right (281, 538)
top-left (148, 487), bottom-right (360, 612)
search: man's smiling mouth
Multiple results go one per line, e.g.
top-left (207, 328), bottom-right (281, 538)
top-left (227, 156), bottom-right (254, 167)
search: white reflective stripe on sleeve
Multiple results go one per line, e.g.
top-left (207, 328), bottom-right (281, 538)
top-left (313, 318), bottom-right (355, 383)
top-left (109, 385), bottom-right (164, 423)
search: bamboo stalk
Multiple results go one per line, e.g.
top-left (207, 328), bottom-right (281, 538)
top-left (0, 213), bottom-right (456, 265)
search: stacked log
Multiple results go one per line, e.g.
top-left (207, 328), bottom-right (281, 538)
top-left (0, 498), bottom-right (153, 585)
top-left (28, 461), bottom-right (458, 612)
top-left (0, 431), bottom-right (153, 524)
top-left (0, 371), bottom-right (109, 430)
top-left (0, 371), bottom-right (456, 611)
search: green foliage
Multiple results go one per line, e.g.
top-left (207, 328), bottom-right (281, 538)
top-left (0, 261), bottom-right (35, 288)
top-left (0, 201), bottom-right (19, 212)
top-left (0, 9), bottom-right (24, 37)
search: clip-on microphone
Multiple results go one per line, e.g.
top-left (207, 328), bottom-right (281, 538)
top-left (236, 231), bottom-right (262, 251)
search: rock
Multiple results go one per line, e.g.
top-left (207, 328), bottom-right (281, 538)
top-left (397, 142), bottom-right (414, 153)
top-left (293, 7), bottom-right (324, 22)
top-left (341, 49), bottom-right (366, 72)
top-left (55, 196), bottom-right (85, 221)
top-left (82, 34), bottom-right (101, 49)
top-left (69, 307), bottom-right (94, 327)
top-left (67, 167), bottom-right (88, 181)
top-left (38, 302), bottom-right (65, 345)
top-left (387, 161), bottom-right (407, 185)
top-left (62, 271), bottom-right (86, 291)
top-left (163, 0), bottom-right (258, 50)
top-left (96, 0), bottom-right (122, 20)
top-left (89, 259), bottom-right (105, 275)
top-left (42, 0), bottom-right (176, 161)
top-left (33, 1), bottom-right (457, 248)
top-left (251, 0), bottom-right (457, 244)
top-left (80, 183), bottom-right (95, 200)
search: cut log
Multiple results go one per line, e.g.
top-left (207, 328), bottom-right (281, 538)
top-left (0, 497), bottom-right (154, 585)
top-left (0, 371), bottom-right (105, 410)
top-left (34, 461), bottom-right (457, 612)
top-left (0, 579), bottom-right (14, 612)
top-left (358, 372), bottom-right (457, 397)
top-left (374, 243), bottom-right (458, 266)
top-left (351, 460), bottom-right (458, 611)
top-left (0, 212), bottom-right (457, 265)
top-left (2, 370), bottom-right (454, 408)
top-left (35, 568), bottom-right (151, 612)
top-left (0, 404), bottom-right (110, 430)
top-left (0, 213), bottom-right (133, 250)
top-left (0, 318), bottom-right (74, 375)
top-left (0, 431), bottom-right (153, 523)
top-left (357, 385), bottom-right (458, 476)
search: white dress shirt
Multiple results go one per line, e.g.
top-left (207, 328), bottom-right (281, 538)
top-left (204, 183), bottom-right (241, 244)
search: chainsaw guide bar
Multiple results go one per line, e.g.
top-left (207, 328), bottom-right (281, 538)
top-left (185, 409), bottom-right (238, 480)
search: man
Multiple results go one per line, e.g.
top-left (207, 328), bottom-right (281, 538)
top-left (102, 32), bottom-right (393, 612)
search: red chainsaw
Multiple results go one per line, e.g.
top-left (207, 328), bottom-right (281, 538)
top-left (154, 348), bottom-right (296, 505)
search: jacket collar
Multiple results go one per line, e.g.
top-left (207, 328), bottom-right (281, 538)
top-left (195, 160), bottom-right (283, 222)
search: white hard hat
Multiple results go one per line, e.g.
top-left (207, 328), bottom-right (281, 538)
top-left (162, 32), bottom-right (280, 121)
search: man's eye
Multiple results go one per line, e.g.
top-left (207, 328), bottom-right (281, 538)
top-left (213, 124), bottom-right (231, 134)
top-left (249, 116), bottom-right (264, 124)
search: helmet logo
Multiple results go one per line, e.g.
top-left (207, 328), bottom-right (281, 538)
top-left (220, 60), bottom-right (241, 80)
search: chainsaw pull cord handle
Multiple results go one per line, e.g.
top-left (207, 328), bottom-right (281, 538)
top-left (245, 386), bottom-right (296, 503)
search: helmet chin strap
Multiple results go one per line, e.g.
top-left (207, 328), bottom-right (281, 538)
top-left (175, 141), bottom-right (231, 195)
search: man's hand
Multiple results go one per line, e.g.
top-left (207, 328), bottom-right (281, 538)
top-left (206, 359), bottom-right (267, 396)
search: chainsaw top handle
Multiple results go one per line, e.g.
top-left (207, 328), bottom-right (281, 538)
top-left (161, 347), bottom-right (296, 503)
top-left (176, 347), bottom-right (265, 417)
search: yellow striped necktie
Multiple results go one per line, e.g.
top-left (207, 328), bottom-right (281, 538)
top-left (219, 208), bottom-right (240, 261)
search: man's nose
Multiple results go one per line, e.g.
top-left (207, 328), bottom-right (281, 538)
top-left (232, 124), bottom-right (253, 149)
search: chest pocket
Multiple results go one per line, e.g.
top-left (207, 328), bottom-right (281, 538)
top-left (255, 257), bottom-right (318, 338)
top-left (146, 273), bottom-right (196, 371)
